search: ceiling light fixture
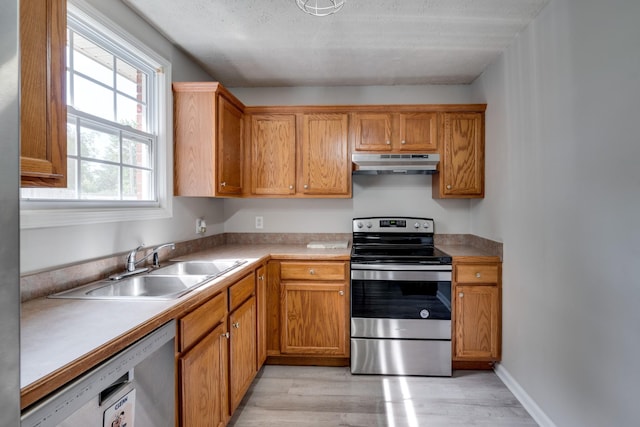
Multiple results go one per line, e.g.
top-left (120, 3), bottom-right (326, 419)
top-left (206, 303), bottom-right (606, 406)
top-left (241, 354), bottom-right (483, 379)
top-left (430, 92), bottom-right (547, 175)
top-left (296, 0), bottom-right (345, 17)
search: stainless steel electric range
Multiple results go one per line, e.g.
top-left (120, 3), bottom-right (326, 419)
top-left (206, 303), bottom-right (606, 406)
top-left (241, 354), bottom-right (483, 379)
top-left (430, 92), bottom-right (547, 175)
top-left (350, 217), bottom-right (453, 376)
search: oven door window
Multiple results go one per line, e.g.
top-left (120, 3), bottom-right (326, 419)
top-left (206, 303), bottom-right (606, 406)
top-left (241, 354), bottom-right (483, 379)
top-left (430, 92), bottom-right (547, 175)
top-left (351, 279), bottom-right (451, 320)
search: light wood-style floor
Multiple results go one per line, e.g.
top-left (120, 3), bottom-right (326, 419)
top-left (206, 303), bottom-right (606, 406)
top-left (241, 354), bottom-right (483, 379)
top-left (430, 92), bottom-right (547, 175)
top-left (228, 365), bottom-right (538, 427)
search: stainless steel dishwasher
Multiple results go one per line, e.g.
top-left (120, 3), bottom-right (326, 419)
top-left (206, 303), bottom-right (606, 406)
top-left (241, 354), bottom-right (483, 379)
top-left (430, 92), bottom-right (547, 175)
top-left (21, 321), bottom-right (175, 427)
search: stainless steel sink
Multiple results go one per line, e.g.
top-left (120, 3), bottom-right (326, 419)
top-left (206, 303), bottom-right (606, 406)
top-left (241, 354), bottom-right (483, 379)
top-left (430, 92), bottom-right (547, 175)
top-left (48, 258), bottom-right (248, 300)
top-left (50, 274), bottom-right (211, 300)
top-left (150, 259), bottom-right (247, 276)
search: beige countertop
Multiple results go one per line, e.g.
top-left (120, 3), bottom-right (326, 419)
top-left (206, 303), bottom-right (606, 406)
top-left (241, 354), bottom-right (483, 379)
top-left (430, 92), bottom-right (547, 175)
top-left (20, 244), bottom-right (350, 409)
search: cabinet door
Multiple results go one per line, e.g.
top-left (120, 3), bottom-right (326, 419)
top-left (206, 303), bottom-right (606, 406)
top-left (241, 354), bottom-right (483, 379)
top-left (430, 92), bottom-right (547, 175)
top-left (217, 96), bottom-right (243, 195)
top-left (179, 322), bottom-right (228, 427)
top-left (300, 113), bottom-right (350, 196)
top-left (436, 112), bottom-right (484, 198)
top-left (20, 0), bottom-right (67, 188)
top-left (399, 112), bottom-right (438, 152)
top-left (250, 114), bottom-right (297, 195)
top-left (280, 282), bottom-right (347, 356)
top-left (229, 296), bottom-right (257, 414)
top-left (351, 113), bottom-right (393, 152)
top-left (454, 285), bottom-right (500, 360)
top-left (256, 265), bottom-right (268, 369)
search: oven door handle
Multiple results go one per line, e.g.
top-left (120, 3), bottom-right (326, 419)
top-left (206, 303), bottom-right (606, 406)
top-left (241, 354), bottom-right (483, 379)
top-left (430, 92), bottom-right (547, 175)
top-left (351, 268), bottom-right (451, 282)
top-left (351, 263), bottom-right (452, 271)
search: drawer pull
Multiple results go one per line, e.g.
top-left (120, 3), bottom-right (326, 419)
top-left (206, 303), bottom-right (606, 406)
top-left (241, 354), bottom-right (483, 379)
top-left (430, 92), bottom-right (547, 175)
top-left (221, 181), bottom-right (226, 187)
top-left (233, 322), bottom-right (240, 329)
top-left (309, 269), bottom-right (315, 275)
top-left (476, 272), bottom-right (481, 278)
top-left (339, 290), bottom-right (344, 296)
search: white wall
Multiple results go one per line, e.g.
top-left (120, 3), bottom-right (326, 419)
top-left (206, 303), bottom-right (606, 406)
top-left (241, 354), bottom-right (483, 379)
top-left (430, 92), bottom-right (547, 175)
top-left (20, 0), bottom-right (223, 273)
top-left (470, 0), bottom-right (640, 426)
top-left (224, 85), bottom-right (475, 234)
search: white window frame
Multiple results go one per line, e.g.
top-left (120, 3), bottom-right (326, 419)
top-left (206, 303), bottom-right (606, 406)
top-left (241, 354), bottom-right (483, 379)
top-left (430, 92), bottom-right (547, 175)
top-left (20, 0), bottom-right (173, 229)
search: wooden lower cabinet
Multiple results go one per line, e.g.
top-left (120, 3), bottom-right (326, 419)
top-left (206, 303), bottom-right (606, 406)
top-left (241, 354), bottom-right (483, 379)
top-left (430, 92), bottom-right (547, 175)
top-left (280, 282), bottom-right (347, 356)
top-left (178, 322), bottom-right (228, 427)
top-left (452, 258), bottom-right (502, 368)
top-left (266, 260), bottom-right (350, 365)
top-left (228, 296), bottom-right (257, 413)
top-left (256, 265), bottom-right (268, 368)
top-left (177, 291), bottom-right (229, 427)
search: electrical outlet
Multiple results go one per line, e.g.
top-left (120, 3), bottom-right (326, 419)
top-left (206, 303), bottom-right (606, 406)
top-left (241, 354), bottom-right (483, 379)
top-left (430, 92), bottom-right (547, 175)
top-left (255, 216), bottom-right (264, 229)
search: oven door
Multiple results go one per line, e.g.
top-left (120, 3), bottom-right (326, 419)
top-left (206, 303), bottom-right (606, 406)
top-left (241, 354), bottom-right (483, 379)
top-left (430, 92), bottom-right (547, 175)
top-left (350, 265), bottom-right (452, 340)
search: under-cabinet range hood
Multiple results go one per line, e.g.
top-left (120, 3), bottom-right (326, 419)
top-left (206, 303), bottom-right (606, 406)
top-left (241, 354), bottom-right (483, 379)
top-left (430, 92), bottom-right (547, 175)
top-left (352, 153), bottom-right (440, 175)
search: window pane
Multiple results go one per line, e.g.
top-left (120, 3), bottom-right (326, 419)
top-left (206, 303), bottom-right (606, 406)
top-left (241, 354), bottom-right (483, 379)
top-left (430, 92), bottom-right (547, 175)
top-left (122, 137), bottom-right (151, 168)
top-left (72, 32), bottom-right (114, 87)
top-left (67, 122), bottom-right (78, 156)
top-left (73, 74), bottom-right (114, 121)
top-left (116, 59), bottom-right (146, 102)
top-left (80, 161), bottom-right (120, 200)
top-left (80, 126), bottom-right (120, 163)
top-left (123, 167), bottom-right (152, 200)
top-left (117, 95), bottom-right (147, 131)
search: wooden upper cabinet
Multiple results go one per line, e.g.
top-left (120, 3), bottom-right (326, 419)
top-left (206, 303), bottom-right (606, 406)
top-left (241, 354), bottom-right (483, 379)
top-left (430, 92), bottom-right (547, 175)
top-left (433, 111), bottom-right (485, 198)
top-left (249, 114), bottom-right (297, 195)
top-left (217, 96), bottom-right (243, 195)
top-left (351, 113), bottom-right (392, 152)
top-left (351, 111), bottom-right (438, 153)
top-left (173, 82), bottom-right (244, 197)
top-left (20, 0), bottom-right (67, 188)
top-left (300, 113), bottom-right (350, 196)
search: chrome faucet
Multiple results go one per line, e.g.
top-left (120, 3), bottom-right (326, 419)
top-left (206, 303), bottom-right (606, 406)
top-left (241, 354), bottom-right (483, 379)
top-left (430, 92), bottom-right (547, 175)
top-left (151, 243), bottom-right (176, 268)
top-left (126, 244), bottom-right (146, 272)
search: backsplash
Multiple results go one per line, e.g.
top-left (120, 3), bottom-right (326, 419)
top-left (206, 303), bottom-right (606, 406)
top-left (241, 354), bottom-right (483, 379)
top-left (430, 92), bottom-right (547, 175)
top-left (20, 232), bottom-right (501, 302)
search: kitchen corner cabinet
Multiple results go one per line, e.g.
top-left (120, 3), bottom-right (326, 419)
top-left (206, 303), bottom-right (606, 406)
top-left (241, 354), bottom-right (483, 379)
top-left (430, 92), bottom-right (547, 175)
top-left (279, 261), bottom-right (350, 358)
top-left (173, 82), bottom-right (244, 197)
top-left (20, 0), bottom-right (67, 188)
top-left (228, 273), bottom-right (257, 414)
top-left (433, 111), bottom-right (485, 198)
top-left (350, 111), bottom-right (438, 153)
top-left (177, 292), bottom-right (229, 427)
top-left (452, 258), bottom-right (502, 368)
top-left (248, 112), bottom-right (351, 197)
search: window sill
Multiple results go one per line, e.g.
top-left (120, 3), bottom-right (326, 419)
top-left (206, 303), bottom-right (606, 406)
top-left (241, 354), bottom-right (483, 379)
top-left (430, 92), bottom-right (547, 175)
top-left (20, 203), bottom-right (172, 230)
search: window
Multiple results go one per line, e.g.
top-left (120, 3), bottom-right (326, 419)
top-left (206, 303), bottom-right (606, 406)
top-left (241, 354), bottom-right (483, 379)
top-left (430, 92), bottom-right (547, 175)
top-left (21, 1), bottom-right (172, 228)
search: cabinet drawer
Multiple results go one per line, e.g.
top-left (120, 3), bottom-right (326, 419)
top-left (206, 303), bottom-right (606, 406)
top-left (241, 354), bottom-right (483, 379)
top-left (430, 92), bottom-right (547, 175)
top-left (229, 273), bottom-right (255, 311)
top-left (280, 262), bottom-right (346, 281)
top-left (179, 291), bottom-right (227, 351)
top-left (456, 264), bottom-right (499, 284)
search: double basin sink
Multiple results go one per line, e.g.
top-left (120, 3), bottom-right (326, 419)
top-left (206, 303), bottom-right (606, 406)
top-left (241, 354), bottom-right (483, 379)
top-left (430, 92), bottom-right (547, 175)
top-left (50, 259), bottom-right (248, 300)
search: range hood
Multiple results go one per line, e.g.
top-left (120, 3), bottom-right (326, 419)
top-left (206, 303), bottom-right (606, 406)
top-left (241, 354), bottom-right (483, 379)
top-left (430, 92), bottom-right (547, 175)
top-left (352, 153), bottom-right (440, 175)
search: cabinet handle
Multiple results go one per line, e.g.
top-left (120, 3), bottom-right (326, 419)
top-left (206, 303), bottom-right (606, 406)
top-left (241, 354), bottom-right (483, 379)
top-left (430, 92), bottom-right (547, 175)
top-left (222, 332), bottom-right (230, 338)
top-left (386, 140), bottom-right (391, 145)
top-left (476, 272), bottom-right (481, 278)
top-left (289, 185), bottom-right (294, 190)
top-left (221, 181), bottom-right (226, 187)
top-left (258, 275), bottom-right (265, 281)
top-left (446, 184), bottom-right (452, 190)
top-left (459, 292), bottom-right (464, 298)
top-left (401, 140), bottom-right (406, 144)
top-left (339, 290), bottom-right (344, 296)
top-left (304, 184), bottom-right (308, 189)
top-left (233, 322), bottom-right (240, 328)
top-left (309, 269), bottom-right (315, 275)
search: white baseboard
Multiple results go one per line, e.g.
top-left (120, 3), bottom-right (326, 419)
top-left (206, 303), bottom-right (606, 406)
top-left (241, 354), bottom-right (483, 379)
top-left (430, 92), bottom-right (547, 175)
top-left (493, 363), bottom-right (557, 427)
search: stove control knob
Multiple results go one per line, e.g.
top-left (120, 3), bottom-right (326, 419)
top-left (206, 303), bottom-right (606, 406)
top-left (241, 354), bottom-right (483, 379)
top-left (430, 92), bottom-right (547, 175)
top-left (423, 222), bottom-right (431, 229)
top-left (420, 309), bottom-right (430, 319)
top-left (414, 222), bottom-right (420, 229)
top-left (356, 222), bottom-right (363, 229)
top-left (366, 222), bottom-right (373, 229)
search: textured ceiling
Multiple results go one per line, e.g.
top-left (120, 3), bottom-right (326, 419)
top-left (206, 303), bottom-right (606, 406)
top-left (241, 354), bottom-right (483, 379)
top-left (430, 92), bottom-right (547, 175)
top-left (123, 0), bottom-right (549, 87)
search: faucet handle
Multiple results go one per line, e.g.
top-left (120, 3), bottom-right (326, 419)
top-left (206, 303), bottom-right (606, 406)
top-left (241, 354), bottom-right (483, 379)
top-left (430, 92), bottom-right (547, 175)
top-left (126, 244), bottom-right (145, 271)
